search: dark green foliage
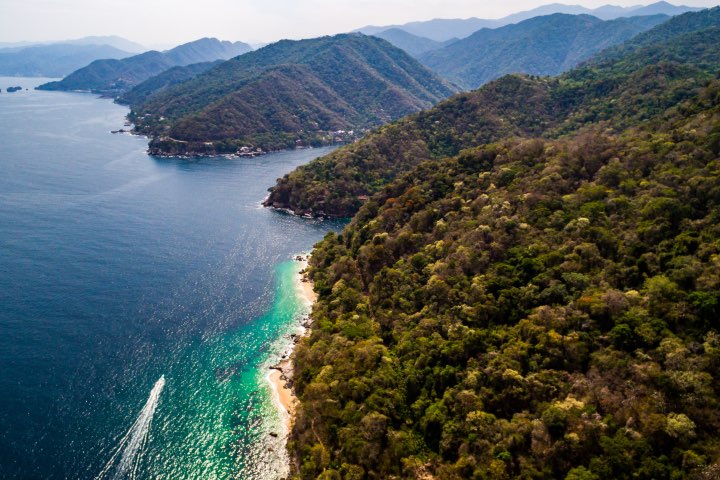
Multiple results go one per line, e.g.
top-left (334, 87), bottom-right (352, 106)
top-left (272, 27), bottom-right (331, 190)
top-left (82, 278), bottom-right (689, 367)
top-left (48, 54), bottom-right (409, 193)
top-left (419, 13), bottom-right (669, 89)
top-left (37, 38), bottom-right (251, 94)
top-left (129, 34), bottom-right (457, 155)
top-left (286, 8), bottom-right (720, 479)
top-left (265, 8), bottom-right (720, 218)
top-left (117, 60), bottom-right (222, 106)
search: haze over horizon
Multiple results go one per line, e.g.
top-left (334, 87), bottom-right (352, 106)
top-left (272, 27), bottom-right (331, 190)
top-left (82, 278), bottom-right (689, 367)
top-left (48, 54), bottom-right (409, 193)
top-left (1, 0), bottom-right (718, 47)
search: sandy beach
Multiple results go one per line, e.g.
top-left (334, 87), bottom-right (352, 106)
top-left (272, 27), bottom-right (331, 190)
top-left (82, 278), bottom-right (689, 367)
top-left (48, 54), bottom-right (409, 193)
top-left (268, 256), bottom-right (315, 434)
top-left (300, 275), bottom-right (317, 304)
top-left (268, 360), bottom-right (295, 431)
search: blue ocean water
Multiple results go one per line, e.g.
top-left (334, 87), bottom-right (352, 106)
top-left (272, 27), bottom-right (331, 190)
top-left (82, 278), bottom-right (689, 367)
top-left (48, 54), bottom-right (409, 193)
top-left (0, 77), bottom-right (341, 479)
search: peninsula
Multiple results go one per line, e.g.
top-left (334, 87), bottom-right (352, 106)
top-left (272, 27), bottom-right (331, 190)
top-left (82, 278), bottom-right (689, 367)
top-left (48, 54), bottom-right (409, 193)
top-left (123, 34), bottom-right (457, 156)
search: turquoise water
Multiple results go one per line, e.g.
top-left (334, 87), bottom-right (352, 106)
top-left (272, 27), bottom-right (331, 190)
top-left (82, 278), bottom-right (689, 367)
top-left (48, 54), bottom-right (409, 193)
top-left (0, 77), bottom-right (341, 479)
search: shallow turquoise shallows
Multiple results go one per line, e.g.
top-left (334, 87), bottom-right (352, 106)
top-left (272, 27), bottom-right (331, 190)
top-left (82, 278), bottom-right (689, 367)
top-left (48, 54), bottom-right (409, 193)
top-left (0, 77), bottom-right (342, 479)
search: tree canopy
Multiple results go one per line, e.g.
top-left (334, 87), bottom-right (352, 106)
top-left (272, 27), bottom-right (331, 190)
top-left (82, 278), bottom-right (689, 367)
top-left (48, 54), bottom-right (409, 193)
top-left (285, 8), bottom-right (720, 479)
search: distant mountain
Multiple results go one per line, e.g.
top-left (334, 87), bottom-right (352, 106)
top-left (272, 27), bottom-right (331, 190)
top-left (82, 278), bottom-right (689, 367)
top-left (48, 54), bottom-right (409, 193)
top-left (359, 18), bottom-right (499, 42)
top-left (0, 36), bottom-right (145, 53)
top-left (601, 0), bottom-right (704, 18)
top-left (0, 41), bottom-right (37, 50)
top-left (372, 28), bottom-right (453, 57)
top-left (356, 1), bottom-right (703, 41)
top-left (420, 13), bottom-right (670, 89)
top-left (37, 38), bottom-right (252, 94)
top-left (57, 36), bottom-right (146, 53)
top-left (0, 44), bottom-right (133, 77)
top-left (128, 34), bottom-right (457, 155)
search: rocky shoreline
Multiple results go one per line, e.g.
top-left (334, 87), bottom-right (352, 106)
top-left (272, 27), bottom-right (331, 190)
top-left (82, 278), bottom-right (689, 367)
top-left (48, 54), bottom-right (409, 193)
top-left (261, 198), bottom-right (343, 219)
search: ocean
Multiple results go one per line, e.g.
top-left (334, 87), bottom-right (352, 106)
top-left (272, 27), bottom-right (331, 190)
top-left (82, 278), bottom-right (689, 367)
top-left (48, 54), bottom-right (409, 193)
top-left (0, 77), bottom-right (341, 479)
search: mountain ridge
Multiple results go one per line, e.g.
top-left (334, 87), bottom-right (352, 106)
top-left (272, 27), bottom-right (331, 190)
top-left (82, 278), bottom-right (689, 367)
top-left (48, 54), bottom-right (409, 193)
top-left (265, 8), bottom-right (720, 217)
top-left (356, 1), bottom-right (703, 41)
top-left (419, 13), bottom-right (670, 89)
top-left (36, 38), bottom-right (252, 94)
top-left (371, 29), bottom-right (453, 57)
top-left (0, 36), bottom-right (145, 53)
top-left (117, 61), bottom-right (224, 106)
top-left (126, 34), bottom-right (457, 154)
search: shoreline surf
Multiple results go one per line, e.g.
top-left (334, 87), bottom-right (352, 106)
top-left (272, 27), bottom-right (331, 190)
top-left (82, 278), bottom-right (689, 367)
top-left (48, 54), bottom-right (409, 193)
top-left (267, 255), bottom-right (315, 436)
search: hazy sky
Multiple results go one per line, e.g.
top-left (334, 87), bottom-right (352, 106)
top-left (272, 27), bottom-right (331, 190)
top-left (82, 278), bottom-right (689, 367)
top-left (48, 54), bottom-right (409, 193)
top-left (1, 0), bottom-right (718, 46)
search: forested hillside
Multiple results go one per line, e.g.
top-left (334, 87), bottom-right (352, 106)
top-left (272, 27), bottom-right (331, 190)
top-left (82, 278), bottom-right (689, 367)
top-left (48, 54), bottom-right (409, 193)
top-left (286, 8), bottom-right (720, 479)
top-left (419, 13), bottom-right (668, 89)
top-left (117, 60), bottom-right (222, 106)
top-left (128, 34), bottom-right (456, 154)
top-left (264, 8), bottom-right (720, 218)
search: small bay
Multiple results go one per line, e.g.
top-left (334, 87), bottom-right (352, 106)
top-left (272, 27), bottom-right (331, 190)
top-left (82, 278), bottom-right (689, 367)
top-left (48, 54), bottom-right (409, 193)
top-left (0, 77), bottom-right (341, 479)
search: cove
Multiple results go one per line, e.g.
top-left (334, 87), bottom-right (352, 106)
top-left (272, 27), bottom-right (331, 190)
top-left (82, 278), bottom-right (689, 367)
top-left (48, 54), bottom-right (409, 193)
top-left (0, 77), bottom-right (341, 479)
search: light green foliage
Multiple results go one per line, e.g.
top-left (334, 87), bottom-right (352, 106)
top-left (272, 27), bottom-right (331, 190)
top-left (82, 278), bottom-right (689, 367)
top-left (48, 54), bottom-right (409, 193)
top-left (665, 413), bottom-right (696, 439)
top-left (565, 466), bottom-right (599, 480)
top-left (287, 9), bottom-right (720, 478)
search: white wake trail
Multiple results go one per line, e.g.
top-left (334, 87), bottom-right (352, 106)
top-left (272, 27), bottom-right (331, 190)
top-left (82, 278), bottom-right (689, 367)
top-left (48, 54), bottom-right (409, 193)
top-left (96, 376), bottom-right (166, 480)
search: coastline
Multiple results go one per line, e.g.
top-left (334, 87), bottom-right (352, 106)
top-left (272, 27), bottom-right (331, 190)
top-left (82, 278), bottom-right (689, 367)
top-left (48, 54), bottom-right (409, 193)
top-left (267, 255), bottom-right (315, 435)
top-left (145, 141), bottom-right (341, 160)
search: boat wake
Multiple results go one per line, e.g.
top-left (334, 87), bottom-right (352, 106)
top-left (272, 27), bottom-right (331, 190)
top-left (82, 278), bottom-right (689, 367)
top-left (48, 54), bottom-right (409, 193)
top-left (96, 376), bottom-right (166, 479)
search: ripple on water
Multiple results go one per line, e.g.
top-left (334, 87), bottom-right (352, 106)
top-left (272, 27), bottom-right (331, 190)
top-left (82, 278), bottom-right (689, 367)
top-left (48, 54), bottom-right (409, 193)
top-left (0, 78), bottom-right (343, 479)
